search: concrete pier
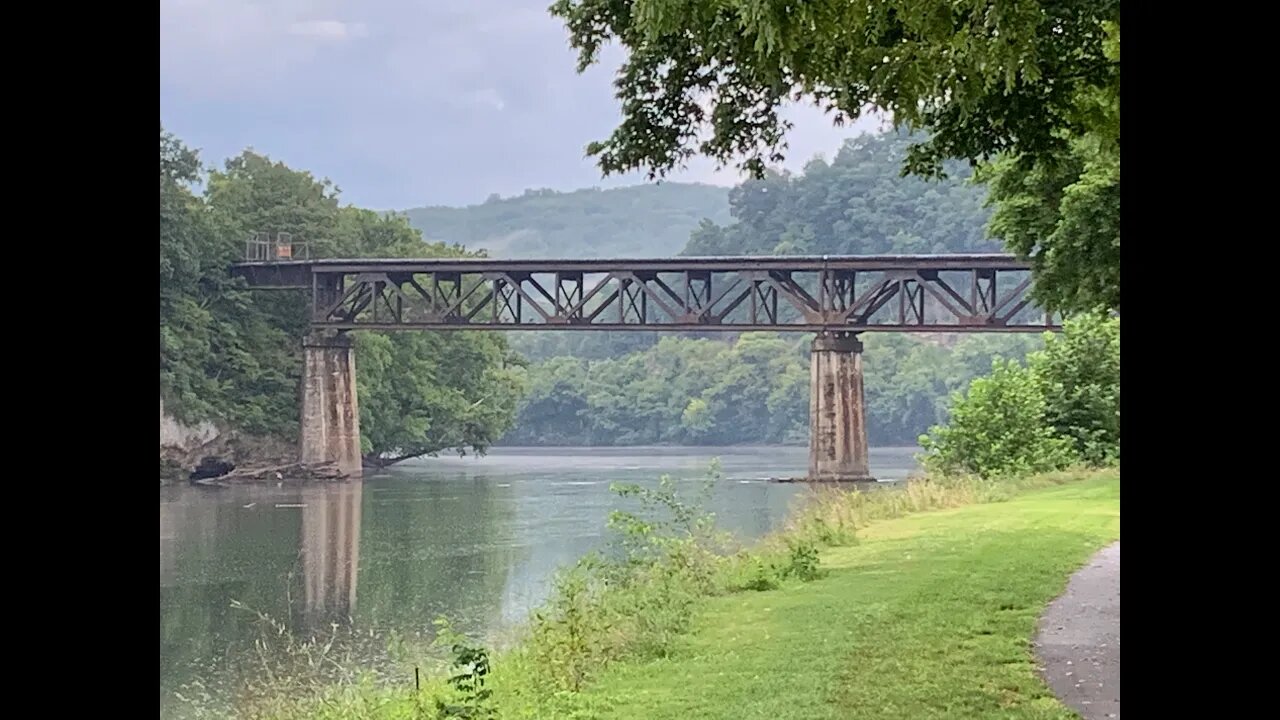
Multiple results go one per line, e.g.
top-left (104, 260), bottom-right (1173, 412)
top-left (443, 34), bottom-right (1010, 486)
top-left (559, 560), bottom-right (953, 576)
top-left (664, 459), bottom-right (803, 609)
top-left (809, 332), bottom-right (873, 482)
top-left (299, 332), bottom-right (362, 478)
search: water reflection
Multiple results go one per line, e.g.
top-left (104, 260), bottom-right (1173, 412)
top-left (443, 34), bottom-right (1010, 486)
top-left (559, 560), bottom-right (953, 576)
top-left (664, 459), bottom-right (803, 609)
top-left (354, 473), bottom-right (518, 635)
top-left (296, 484), bottom-right (360, 623)
top-left (159, 446), bottom-right (919, 718)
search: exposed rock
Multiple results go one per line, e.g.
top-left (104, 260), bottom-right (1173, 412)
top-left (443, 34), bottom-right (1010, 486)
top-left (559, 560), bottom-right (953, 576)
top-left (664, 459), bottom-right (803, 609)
top-left (161, 396), bottom-right (354, 485)
top-left (161, 396), bottom-right (295, 480)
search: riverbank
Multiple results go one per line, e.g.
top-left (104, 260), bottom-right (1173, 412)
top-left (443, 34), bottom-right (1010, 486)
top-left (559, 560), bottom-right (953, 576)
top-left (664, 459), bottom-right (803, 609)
top-left (233, 466), bottom-right (1118, 719)
top-left (563, 472), bottom-right (1120, 719)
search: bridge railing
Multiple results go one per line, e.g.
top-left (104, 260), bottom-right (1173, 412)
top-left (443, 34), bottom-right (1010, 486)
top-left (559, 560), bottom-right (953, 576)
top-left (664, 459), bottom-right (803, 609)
top-left (245, 232), bottom-right (311, 262)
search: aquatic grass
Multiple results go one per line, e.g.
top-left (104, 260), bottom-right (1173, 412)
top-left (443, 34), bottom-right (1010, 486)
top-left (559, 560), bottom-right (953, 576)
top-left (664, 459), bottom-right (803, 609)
top-left (170, 601), bottom-right (447, 720)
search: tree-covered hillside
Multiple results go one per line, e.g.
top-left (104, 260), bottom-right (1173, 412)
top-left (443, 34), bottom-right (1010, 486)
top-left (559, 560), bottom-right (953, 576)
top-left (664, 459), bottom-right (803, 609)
top-left (503, 333), bottom-right (1043, 448)
top-left (402, 184), bottom-right (731, 259)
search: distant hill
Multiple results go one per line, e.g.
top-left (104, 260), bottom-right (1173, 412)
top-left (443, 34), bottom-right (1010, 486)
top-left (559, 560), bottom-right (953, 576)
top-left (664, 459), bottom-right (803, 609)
top-left (401, 183), bottom-right (732, 259)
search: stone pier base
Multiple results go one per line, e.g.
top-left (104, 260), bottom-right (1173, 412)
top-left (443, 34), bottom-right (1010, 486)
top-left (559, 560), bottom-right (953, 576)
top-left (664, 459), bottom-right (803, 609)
top-left (809, 332), bottom-right (874, 482)
top-left (299, 332), bottom-right (362, 478)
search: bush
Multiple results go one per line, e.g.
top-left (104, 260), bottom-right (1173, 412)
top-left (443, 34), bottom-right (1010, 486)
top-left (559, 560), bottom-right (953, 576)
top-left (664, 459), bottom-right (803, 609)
top-left (782, 539), bottom-right (823, 581)
top-left (431, 619), bottom-right (497, 719)
top-left (1033, 312), bottom-right (1120, 465)
top-left (919, 359), bottom-right (1074, 478)
top-left (919, 311), bottom-right (1119, 478)
top-left (523, 465), bottom-right (729, 693)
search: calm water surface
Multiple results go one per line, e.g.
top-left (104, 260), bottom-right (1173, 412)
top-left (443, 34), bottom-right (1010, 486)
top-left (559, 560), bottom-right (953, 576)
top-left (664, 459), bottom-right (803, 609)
top-left (159, 445), bottom-right (919, 717)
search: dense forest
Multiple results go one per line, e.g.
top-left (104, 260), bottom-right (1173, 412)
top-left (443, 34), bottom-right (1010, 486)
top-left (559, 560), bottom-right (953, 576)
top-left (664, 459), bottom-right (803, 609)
top-left (403, 184), bottom-right (731, 259)
top-left (503, 132), bottom-right (1044, 447)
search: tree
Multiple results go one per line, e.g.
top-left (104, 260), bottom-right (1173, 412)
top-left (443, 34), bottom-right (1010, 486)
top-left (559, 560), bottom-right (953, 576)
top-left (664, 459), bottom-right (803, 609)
top-left (681, 131), bottom-right (996, 258)
top-left (919, 358), bottom-right (1073, 478)
top-left (160, 134), bottom-right (301, 436)
top-left (505, 331), bottom-right (1040, 448)
top-left (551, 0), bottom-right (1118, 177)
top-left (550, 0), bottom-right (1120, 312)
top-left (680, 398), bottom-right (714, 440)
top-left (982, 23), bottom-right (1120, 313)
top-left (356, 331), bottom-right (525, 467)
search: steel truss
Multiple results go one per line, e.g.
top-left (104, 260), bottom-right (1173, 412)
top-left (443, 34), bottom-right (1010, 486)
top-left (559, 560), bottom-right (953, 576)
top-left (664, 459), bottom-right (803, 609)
top-left (231, 255), bottom-right (1057, 333)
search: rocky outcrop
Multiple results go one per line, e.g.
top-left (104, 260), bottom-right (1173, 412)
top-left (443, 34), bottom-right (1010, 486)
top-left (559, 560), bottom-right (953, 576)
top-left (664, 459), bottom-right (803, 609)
top-left (159, 397), bottom-right (294, 482)
top-left (160, 397), bottom-right (219, 451)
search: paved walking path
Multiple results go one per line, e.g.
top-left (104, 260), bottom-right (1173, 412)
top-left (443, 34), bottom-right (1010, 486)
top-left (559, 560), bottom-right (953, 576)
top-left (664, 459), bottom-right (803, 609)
top-left (1034, 541), bottom-right (1120, 720)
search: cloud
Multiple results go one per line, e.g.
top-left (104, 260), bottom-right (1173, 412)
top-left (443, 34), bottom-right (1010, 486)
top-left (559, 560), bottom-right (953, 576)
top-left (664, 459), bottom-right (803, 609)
top-left (160, 0), bottom-right (878, 209)
top-left (459, 89), bottom-right (506, 112)
top-left (160, 1), bottom-right (371, 97)
top-left (288, 20), bottom-right (368, 40)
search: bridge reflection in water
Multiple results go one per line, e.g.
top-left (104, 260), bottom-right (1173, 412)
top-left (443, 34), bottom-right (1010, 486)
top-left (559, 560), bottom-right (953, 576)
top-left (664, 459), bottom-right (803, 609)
top-left (299, 483), bottom-right (362, 623)
top-left (158, 483), bottom-right (364, 641)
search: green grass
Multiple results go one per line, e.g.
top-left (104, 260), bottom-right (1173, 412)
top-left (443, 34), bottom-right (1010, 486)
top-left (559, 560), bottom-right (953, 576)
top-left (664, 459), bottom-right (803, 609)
top-left (554, 473), bottom-right (1120, 719)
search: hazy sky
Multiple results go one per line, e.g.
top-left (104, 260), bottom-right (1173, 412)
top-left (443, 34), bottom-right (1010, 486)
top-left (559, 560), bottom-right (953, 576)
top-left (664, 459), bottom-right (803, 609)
top-left (160, 0), bottom-right (883, 210)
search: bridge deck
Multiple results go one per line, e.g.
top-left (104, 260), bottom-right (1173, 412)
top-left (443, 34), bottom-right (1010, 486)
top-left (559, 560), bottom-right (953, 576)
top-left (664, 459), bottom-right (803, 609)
top-left (231, 254), bottom-right (1056, 333)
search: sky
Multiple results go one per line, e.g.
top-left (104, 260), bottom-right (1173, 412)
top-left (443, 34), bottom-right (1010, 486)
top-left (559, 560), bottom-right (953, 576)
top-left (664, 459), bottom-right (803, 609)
top-left (160, 0), bottom-right (885, 211)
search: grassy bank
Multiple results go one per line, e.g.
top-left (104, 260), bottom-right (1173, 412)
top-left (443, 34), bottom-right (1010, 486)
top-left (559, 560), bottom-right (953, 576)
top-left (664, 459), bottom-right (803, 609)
top-left (238, 468), bottom-right (1119, 719)
top-left (565, 473), bottom-right (1119, 718)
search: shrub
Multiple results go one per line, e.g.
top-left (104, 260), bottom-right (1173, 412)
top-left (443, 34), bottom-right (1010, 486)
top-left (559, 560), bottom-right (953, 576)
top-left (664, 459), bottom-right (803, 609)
top-left (919, 358), bottom-right (1074, 478)
top-left (782, 539), bottom-right (823, 581)
top-left (919, 311), bottom-right (1119, 478)
top-left (1031, 311), bottom-right (1121, 465)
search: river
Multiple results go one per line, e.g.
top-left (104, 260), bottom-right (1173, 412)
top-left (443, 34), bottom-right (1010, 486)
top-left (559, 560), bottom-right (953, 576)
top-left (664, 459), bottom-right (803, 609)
top-left (159, 445), bottom-right (920, 717)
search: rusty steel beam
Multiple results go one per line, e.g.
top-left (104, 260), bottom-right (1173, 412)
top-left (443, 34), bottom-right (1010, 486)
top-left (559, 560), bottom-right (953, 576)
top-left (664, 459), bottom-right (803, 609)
top-left (231, 255), bottom-right (1059, 333)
